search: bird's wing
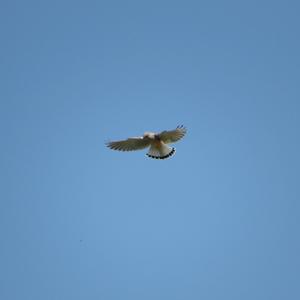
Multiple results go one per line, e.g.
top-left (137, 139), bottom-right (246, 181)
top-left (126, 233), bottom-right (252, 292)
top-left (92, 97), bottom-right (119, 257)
top-left (106, 137), bottom-right (150, 151)
top-left (158, 125), bottom-right (187, 144)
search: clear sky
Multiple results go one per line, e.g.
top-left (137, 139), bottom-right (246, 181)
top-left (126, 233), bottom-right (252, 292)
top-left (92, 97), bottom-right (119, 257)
top-left (1, 1), bottom-right (300, 299)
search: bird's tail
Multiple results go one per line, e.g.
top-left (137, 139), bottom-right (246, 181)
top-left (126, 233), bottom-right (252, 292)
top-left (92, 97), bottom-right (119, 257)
top-left (146, 143), bottom-right (175, 159)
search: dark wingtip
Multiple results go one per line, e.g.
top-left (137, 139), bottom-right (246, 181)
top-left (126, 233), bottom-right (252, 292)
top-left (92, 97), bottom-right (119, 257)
top-left (105, 142), bottom-right (113, 150)
top-left (177, 125), bottom-right (186, 129)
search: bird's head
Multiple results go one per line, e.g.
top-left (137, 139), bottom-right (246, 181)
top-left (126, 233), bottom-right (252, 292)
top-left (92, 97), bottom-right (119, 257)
top-left (143, 132), bottom-right (155, 139)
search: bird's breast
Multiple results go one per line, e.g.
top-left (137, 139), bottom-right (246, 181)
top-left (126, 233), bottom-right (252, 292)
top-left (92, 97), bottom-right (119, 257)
top-left (153, 140), bottom-right (162, 147)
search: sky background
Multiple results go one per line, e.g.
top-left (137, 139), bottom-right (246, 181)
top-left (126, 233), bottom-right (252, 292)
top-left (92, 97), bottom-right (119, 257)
top-left (1, 1), bottom-right (300, 299)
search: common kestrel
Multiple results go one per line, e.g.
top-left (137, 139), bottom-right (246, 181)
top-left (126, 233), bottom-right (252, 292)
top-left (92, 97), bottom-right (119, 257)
top-left (106, 125), bottom-right (187, 159)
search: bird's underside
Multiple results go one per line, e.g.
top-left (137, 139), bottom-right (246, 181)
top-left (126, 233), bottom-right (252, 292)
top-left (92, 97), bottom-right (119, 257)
top-left (106, 125), bottom-right (186, 159)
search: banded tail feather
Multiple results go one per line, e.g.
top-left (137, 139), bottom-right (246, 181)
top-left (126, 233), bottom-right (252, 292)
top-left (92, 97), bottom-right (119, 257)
top-left (146, 144), bottom-right (175, 160)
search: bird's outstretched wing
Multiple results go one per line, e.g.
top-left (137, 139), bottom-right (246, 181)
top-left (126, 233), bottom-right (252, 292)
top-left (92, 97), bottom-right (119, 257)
top-left (159, 125), bottom-right (187, 144)
top-left (106, 137), bottom-right (150, 151)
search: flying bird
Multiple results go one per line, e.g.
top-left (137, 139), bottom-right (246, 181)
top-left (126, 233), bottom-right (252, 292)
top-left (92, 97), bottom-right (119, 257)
top-left (106, 125), bottom-right (187, 159)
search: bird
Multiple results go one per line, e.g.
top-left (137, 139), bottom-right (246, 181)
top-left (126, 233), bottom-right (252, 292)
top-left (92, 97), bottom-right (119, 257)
top-left (106, 125), bottom-right (187, 159)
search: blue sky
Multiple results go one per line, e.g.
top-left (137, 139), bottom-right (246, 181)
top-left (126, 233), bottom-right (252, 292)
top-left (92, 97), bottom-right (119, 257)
top-left (1, 1), bottom-right (300, 299)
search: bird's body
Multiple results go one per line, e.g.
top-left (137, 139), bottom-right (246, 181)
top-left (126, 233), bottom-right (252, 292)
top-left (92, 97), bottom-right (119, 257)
top-left (106, 125), bottom-right (186, 159)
